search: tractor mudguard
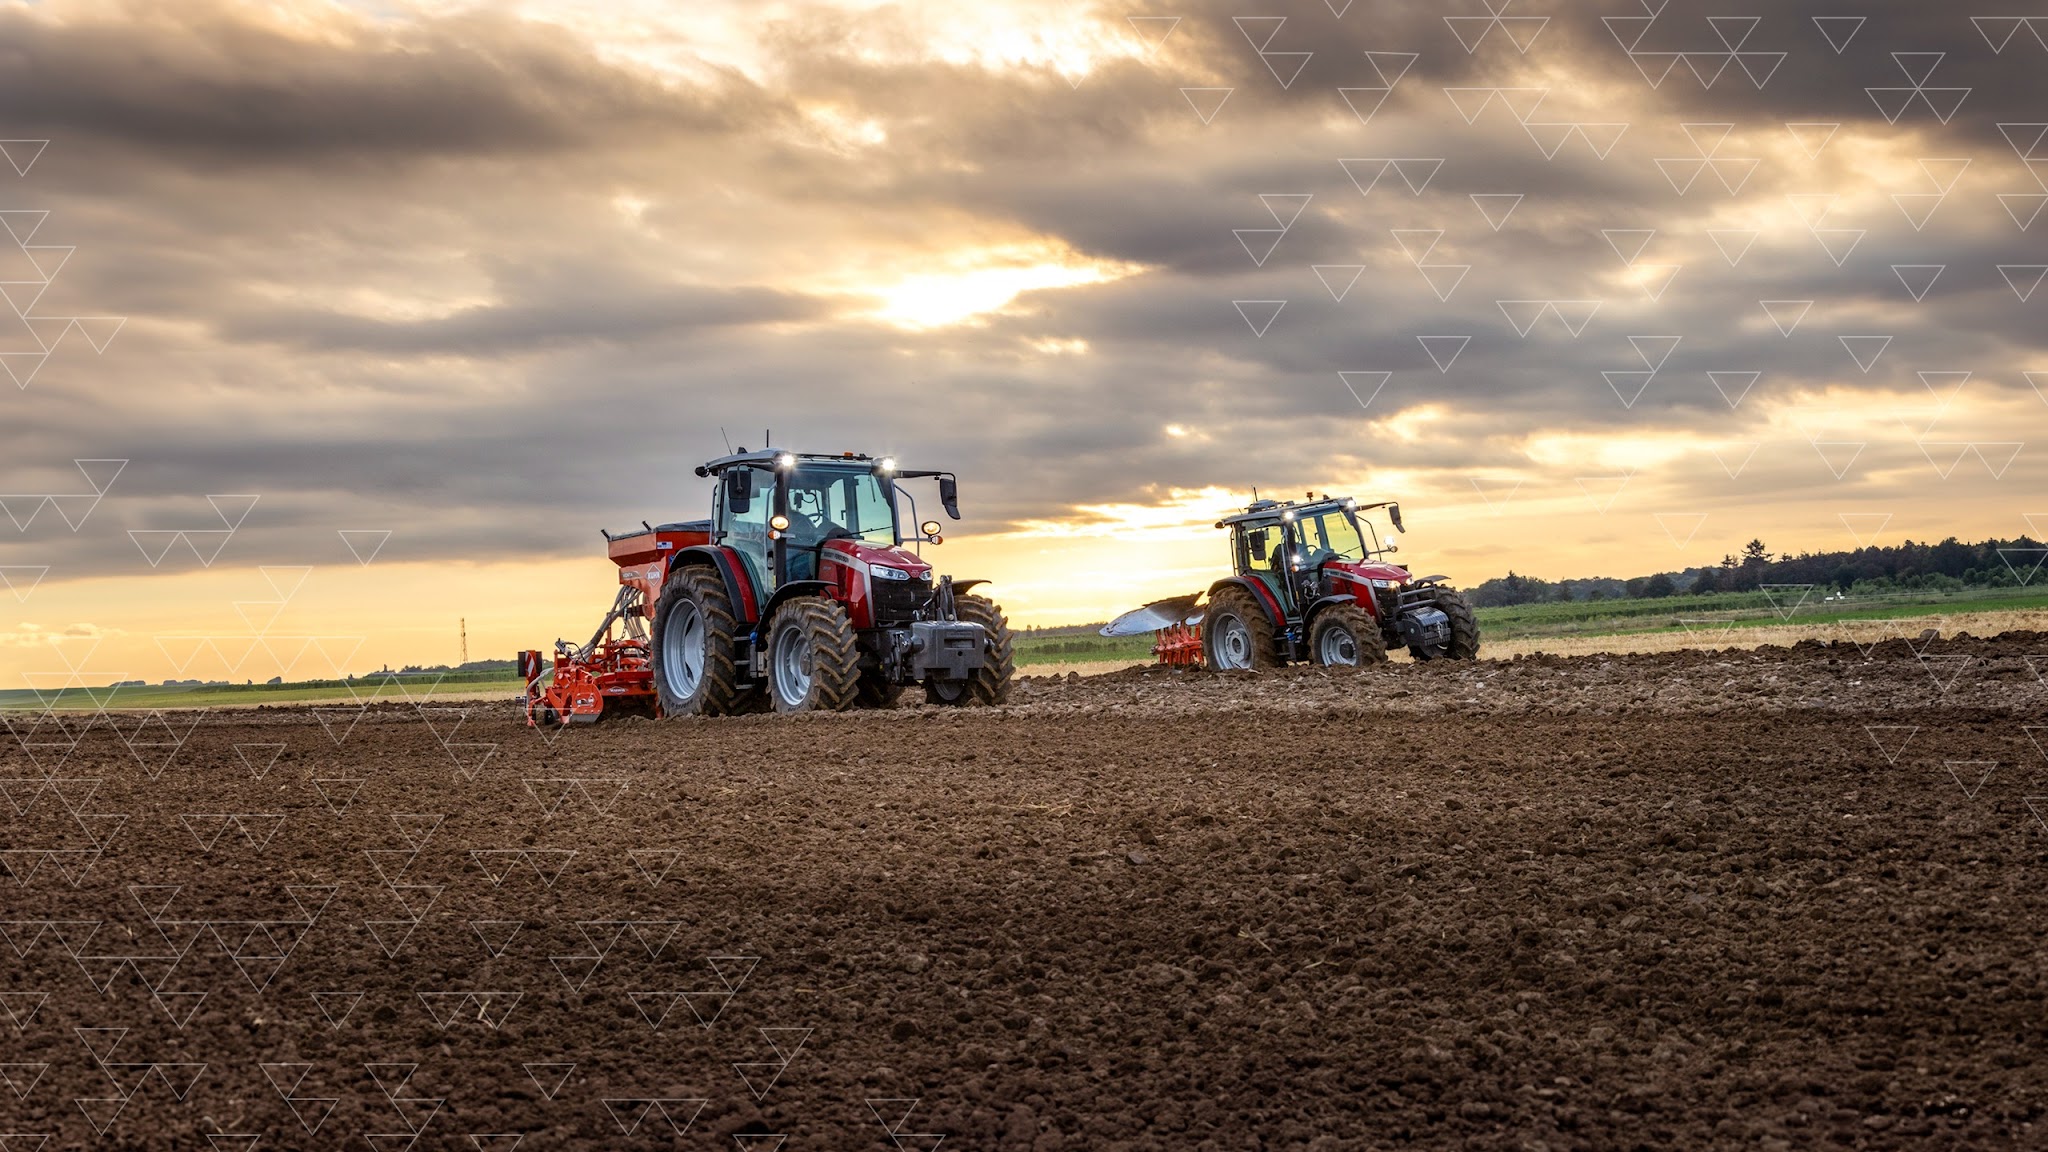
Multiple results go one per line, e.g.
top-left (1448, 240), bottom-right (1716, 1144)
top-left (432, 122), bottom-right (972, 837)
top-left (1208, 576), bottom-right (1283, 628)
top-left (952, 578), bottom-right (988, 597)
top-left (1303, 593), bottom-right (1360, 627)
top-left (668, 545), bottom-right (760, 624)
top-left (755, 580), bottom-right (834, 637)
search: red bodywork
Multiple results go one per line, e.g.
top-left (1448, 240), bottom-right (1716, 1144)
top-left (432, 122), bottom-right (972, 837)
top-left (1319, 559), bottom-right (1412, 619)
top-left (820, 540), bottom-right (931, 629)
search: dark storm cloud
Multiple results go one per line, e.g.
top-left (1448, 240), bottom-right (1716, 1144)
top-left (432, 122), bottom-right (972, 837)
top-left (0, 1), bottom-right (766, 162)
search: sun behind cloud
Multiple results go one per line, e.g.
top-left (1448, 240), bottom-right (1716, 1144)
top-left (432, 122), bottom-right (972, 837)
top-left (854, 241), bottom-right (1144, 329)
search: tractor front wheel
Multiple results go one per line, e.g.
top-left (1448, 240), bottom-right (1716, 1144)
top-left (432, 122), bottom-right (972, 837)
top-left (766, 597), bottom-right (861, 713)
top-left (1434, 587), bottom-right (1482, 660)
top-left (925, 593), bottom-right (1014, 706)
top-left (1202, 585), bottom-right (1280, 671)
top-left (651, 566), bottom-right (745, 716)
top-left (1309, 603), bottom-right (1388, 667)
top-left (1409, 586), bottom-right (1482, 661)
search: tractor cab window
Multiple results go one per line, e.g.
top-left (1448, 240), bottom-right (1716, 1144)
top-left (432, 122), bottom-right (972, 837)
top-left (1293, 507), bottom-right (1368, 563)
top-left (783, 464), bottom-right (900, 581)
top-left (719, 468), bottom-right (774, 594)
top-left (786, 465), bottom-right (898, 546)
top-left (1240, 522), bottom-right (1291, 606)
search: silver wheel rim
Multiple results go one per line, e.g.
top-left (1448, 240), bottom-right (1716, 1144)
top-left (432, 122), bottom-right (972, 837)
top-left (1318, 625), bottom-right (1359, 665)
top-left (1213, 615), bottom-right (1253, 670)
top-left (773, 618), bottom-right (813, 706)
top-left (661, 598), bottom-right (705, 697)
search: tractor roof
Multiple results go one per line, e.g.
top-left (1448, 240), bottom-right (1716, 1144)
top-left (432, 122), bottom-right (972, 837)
top-left (694, 449), bottom-right (877, 476)
top-left (1215, 495), bottom-right (1395, 528)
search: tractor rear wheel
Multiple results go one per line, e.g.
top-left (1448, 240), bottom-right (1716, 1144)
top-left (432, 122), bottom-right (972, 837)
top-left (1309, 603), bottom-right (1388, 666)
top-left (1202, 585), bottom-right (1279, 671)
top-left (651, 565), bottom-right (745, 716)
top-left (766, 597), bottom-right (861, 713)
top-left (925, 593), bottom-right (1014, 706)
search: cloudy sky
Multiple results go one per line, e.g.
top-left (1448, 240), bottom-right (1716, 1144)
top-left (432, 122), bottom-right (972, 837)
top-left (1, 0), bottom-right (2045, 684)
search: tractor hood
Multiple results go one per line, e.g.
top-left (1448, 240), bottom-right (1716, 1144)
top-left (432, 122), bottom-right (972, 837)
top-left (824, 538), bottom-right (932, 578)
top-left (1324, 558), bottom-right (1413, 584)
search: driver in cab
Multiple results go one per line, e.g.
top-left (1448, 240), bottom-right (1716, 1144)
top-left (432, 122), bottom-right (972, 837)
top-left (784, 485), bottom-right (849, 581)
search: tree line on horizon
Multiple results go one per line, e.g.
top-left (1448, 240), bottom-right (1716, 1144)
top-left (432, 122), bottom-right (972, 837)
top-left (1471, 535), bottom-right (2047, 607)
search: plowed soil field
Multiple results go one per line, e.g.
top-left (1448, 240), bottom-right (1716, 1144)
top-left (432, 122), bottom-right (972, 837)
top-left (4, 632), bottom-right (2047, 1150)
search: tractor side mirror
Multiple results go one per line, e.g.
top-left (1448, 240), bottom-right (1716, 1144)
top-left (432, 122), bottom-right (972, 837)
top-left (938, 475), bottom-right (961, 520)
top-left (724, 467), bottom-right (754, 514)
top-left (1388, 503), bottom-right (1404, 533)
top-left (1248, 533), bottom-right (1268, 561)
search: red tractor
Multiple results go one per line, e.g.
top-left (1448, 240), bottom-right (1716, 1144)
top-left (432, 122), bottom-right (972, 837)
top-left (523, 448), bottom-right (1013, 723)
top-left (1104, 495), bottom-right (1480, 668)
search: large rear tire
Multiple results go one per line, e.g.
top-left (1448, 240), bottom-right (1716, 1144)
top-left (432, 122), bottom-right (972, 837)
top-left (1309, 603), bottom-right (1388, 666)
top-left (651, 566), bottom-right (746, 716)
top-left (766, 597), bottom-right (861, 713)
top-left (1202, 585), bottom-right (1280, 670)
top-left (925, 593), bottom-right (1014, 706)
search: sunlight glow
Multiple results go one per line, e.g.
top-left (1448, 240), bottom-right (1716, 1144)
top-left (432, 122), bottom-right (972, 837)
top-left (861, 245), bottom-right (1141, 329)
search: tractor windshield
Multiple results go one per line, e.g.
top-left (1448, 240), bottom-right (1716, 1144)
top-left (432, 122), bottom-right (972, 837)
top-left (1293, 505), bottom-right (1369, 561)
top-left (785, 464), bottom-right (898, 546)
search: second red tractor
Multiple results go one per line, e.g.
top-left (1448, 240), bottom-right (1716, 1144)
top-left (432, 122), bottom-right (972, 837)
top-left (1106, 494), bottom-right (1480, 668)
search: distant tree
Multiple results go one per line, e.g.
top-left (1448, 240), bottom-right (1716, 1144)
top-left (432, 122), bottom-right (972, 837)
top-left (1741, 539), bottom-right (1771, 565)
top-left (1641, 572), bottom-right (1676, 598)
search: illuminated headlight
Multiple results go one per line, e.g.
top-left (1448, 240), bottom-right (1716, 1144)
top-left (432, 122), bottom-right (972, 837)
top-left (871, 564), bottom-right (914, 581)
top-left (1370, 578), bottom-right (1399, 589)
top-left (877, 456), bottom-right (897, 474)
top-left (1343, 498), bottom-right (1357, 510)
top-left (1281, 510), bottom-right (1295, 521)
top-left (775, 453), bottom-right (796, 470)
top-left (769, 514), bottom-right (790, 530)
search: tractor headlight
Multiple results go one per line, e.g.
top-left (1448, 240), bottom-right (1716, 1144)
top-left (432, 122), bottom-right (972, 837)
top-left (769, 514), bottom-right (790, 530)
top-left (871, 564), bottom-right (913, 581)
top-left (877, 456), bottom-right (897, 474)
top-left (775, 453), bottom-right (796, 470)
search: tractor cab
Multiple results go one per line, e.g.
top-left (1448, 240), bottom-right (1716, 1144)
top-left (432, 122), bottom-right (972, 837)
top-left (699, 450), bottom-right (935, 594)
